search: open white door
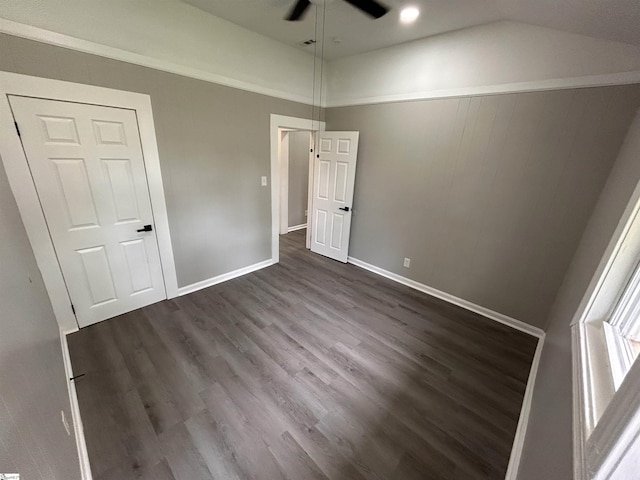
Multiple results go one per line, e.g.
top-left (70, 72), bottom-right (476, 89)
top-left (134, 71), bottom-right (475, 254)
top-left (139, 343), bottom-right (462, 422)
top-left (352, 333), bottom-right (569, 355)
top-left (10, 96), bottom-right (167, 328)
top-left (310, 131), bottom-right (359, 263)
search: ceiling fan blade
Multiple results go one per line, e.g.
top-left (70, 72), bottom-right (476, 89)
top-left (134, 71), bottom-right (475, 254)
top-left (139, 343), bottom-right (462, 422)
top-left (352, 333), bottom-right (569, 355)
top-left (286, 0), bottom-right (312, 21)
top-left (343, 0), bottom-right (390, 18)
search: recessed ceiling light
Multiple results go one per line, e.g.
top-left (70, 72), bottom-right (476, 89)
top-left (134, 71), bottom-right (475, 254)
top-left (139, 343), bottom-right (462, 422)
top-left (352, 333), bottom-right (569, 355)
top-left (400, 6), bottom-right (420, 23)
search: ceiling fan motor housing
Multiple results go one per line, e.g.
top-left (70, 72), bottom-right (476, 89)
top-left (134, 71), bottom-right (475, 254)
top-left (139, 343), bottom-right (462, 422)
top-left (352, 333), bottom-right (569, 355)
top-left (286, 0), bottom-right (389, 21)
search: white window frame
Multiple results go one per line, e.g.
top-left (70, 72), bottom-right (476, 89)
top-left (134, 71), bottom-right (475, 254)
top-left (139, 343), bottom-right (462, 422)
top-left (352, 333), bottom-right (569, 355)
top-left (603, 259), bottom-right (640, 391)
top-left (602, 322), bottom-right (637, 392)
top-left (572, 140), bottom-right (640, 479)
top-left (608, 259), bottom-right (640, 340)
top-left (0, 71), bottom-right (179, 334)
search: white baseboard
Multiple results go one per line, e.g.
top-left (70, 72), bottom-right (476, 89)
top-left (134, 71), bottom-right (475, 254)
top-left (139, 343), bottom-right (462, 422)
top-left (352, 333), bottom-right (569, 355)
top-left (287, 223), bottom-right (307, 233)
top-left (347, 256), bottom-right (544, 338)
top-left (346, 256), bottom-right (545, 480)
top-left (60, 331), bottom-right (92, 480)
top-left (504, 334), bottom-right (545, 480)
top-left (177, 259), bottom-right (274, 296)
top-left (58, 252), bottom-right (542, 480)
top-left (57, 259), bottom-right (276, 476)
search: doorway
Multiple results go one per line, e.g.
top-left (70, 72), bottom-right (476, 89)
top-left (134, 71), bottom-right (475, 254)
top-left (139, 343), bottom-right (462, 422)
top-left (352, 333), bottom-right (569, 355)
top-left (269, 114), bottom-right (325, 263)
top-left (269, 115), bottom-right (361, 264)
top-left (278, 128), bottom-right (313, 253)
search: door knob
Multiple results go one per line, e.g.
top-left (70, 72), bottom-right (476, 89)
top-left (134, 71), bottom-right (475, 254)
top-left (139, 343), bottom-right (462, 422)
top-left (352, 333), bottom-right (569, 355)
top-left (338, 207), bottom-right (350, 212)
top-left (136, 224), bottom-right (153, 232)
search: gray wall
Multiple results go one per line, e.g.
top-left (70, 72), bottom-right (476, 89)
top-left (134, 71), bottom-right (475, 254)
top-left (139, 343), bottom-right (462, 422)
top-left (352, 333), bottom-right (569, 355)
top-left (0, 158), bottom-right (80, 479)
top-left (326, 86), bottom-right (640, 328)
top-left (3, 30), bottom-right (640, 479)
top-left (517, 108), bottom-right (640, 479)
top-left (0, 33), bottom-right (314, 288)
top-left (288, 131), bottom-right (310, 228)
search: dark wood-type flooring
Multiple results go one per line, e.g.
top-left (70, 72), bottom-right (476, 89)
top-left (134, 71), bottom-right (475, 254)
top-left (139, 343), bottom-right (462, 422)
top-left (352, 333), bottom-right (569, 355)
top-left (68, 230), bottom-right (538, 480)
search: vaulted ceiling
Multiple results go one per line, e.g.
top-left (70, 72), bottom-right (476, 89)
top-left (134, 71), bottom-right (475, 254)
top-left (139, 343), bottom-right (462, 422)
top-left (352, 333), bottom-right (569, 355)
top-left (182, 0), bottom-right (640, 59)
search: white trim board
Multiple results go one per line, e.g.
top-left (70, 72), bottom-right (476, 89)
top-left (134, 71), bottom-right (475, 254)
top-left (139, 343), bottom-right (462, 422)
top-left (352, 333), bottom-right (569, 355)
top-left (347, 256), bottom-right (544, 338)
top-left (288, 223), bottom-right (307, 232)
top-left (0, 18), bottom-right (316, 106)
top-left (177, 259), bottom-right (274, 296)
top-left (585, 354), bottom-right (640, 479)
top-left (279, 131), bottom-right (291, 235)
top-left (60, 331), bottom-right (92, 480)
top-left (346, 256), bottom-right (545, 480)
top-left (4, 20), bottom-right (639, 110)
top-left (270, 114), bottom-right (325, 264)
top-left (505, 335), bottom-right (545, 480)
top-left (0, 71), bottom-right (179, 332)
top-left (326, 71), bottom-right (640, 108)
top-left (572, 323), bottom-right (588, 480)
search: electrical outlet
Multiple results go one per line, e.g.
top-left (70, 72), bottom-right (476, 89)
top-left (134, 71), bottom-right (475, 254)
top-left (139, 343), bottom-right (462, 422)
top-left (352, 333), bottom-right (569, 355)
top-left (261, 176), bottom-right (268, 186)
top-left (403, 257), bottom-right (411, 268)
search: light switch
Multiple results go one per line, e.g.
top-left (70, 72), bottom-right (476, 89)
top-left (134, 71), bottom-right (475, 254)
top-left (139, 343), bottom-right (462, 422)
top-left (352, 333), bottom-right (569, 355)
top-left (261, 176), bottom-right (268, 186)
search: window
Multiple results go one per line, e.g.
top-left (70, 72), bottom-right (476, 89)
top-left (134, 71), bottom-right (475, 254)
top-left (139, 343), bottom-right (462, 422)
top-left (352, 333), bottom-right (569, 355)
top-left (572, 180), bottom-right (640, 479)
top-left (604, 259), bottom-right (640, 391)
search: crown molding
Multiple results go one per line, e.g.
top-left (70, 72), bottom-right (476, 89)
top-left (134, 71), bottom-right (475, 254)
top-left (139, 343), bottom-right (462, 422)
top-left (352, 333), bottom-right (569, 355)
top-left (0, 18), bottom-right (320, 106)
top-left (325, 71), bottom-right (640, 108)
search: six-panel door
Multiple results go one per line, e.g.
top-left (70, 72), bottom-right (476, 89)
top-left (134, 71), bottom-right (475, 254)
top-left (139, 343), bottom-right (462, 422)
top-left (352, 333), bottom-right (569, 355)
top-left (311, 131), bottom-right (359, 263)
top-left (10, 96), bottom-right (166, 327)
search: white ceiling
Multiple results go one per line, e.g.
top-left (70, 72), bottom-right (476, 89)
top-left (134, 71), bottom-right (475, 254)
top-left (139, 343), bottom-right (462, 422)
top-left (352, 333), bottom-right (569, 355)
top-left (182, 0), bottom-right (640, 59)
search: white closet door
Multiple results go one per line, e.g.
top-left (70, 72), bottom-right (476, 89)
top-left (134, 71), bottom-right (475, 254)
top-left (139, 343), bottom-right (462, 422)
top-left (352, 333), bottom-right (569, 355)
top-left (10, 95), bottom-right (166, 327)
top-left (311, 131), bottom-right (359, 263)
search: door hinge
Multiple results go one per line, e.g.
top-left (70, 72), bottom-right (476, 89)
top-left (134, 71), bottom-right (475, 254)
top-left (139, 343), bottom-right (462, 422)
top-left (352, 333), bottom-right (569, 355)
top-left (71, 304), bottom-right (76, 315)
top-left (14, 121), bottom-right (21, 137)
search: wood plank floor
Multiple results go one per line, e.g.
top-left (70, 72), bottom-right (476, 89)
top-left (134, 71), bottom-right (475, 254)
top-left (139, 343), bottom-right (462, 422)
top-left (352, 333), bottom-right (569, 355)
top-left (68, 230), bottom-right (538, 480)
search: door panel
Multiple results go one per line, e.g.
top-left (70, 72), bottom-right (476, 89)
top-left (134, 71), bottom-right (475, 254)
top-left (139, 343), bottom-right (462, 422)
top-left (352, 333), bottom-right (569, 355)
top-left (315, 209), bottom-right (328, 245)
top-left (10, 96), bottom-right (166, 327)
top-left (334, 162), bottom-right (349, 202)
top-left (102, 159), bottom-right (141, 223)
top-left (52, 158), bottom-right (100, 228)
top-left (77, 245), bottom-right (117, 306)
top-left (92, 119), bottom-right (127, 145)
top-left (317, 159), bottom-right (331, 199)
top-left (120, 238), bottom-right (154, 294)
top-left (310, 131), bottom-right (359, 262)
top-left (39, 115), bottom-right (80, 144)
top-left (330, 213), bottom-right (344, 249)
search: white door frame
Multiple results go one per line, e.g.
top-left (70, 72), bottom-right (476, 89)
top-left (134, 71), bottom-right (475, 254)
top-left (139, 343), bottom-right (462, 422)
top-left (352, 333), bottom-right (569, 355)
top-left (270, 114), bottom-right (325, 263)
top-left (0, 72), bottom-right (178, 334)
top-left (279, 129), bottom-right (313, 235)
top-left (279, 128), bottom-right (293, 235)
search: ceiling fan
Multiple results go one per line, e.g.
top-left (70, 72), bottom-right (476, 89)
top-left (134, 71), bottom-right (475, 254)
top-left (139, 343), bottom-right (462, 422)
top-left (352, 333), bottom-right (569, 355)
top-left (285, 0), bottom-right (390, 21)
